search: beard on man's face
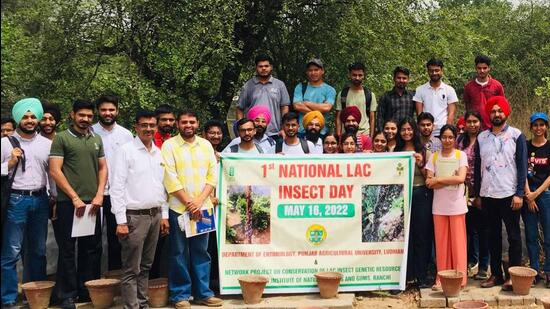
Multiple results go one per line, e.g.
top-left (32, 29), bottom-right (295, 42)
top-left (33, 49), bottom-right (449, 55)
top-left (255, 125), bottom-right (266, 137)
top-left (344, 125), bottom-right (358, 135)
top-left (305, 128), bottom-right (320, 143)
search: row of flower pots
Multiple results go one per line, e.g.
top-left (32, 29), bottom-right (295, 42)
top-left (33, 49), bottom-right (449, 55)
top-left (18, 267), bottom-right (550, 308)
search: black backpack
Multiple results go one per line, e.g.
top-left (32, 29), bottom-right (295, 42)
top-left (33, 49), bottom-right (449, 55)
top-left (229, 143), bottom-right (264, 153)
top-left (1, 136), bottom-right (22, 229)
top-left (340, 86), bottom-right (372, 113)
top-left (275, 138), bottom-right (310, 154)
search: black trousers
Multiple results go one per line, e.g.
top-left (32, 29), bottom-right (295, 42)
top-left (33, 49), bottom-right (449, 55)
top-left (149, 234), bottom-right (167, 279)
top-left (103, 196), bottom-right (121, 270)
top-left (53, 201), bottom-right (102, 300)
top-left (466, 205), bottom-right (490, 271)
top-left (483, 196), bottom-right (522, 279)
top-left (406, 185), bottom-right (434, 283)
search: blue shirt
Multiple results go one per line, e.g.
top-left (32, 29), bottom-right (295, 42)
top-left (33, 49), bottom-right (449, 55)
top-left (293, 82), bottom-right (336, 134)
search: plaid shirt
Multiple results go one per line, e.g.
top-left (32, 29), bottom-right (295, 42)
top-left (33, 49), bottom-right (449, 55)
top-left (161, 135), bottom-right (217, 214)
top-left (376, 87), bottom-right (415, 131)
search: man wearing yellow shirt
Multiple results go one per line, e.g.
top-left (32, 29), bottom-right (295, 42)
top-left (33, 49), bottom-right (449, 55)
top-left (161, 110), bottom-right (222, 308)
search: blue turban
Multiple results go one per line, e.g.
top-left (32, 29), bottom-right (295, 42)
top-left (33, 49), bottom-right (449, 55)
top-left (12, 98), bottom-right (44, 124)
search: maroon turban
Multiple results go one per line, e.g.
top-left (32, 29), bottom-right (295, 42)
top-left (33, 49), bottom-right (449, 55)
top-left (340, 106), bottom-right (362, 123)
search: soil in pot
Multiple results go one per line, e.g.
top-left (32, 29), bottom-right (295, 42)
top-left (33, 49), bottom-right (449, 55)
top-left (508, 266), bottom-right (537, 295)
top-left (238, 275), bottom-right (269, 304)
top-left (85, 278), bottom-right (121, 308)
top-left (438, 270), bottom-right (464, 297)
top-left (314, 272), bottom-right (343, 299)
top-left (148, 278), bottom-right (168, 308)
top-left (452, 300), bottom-right (489, 309)
top-left (21, 281), bottom-right (55, 309)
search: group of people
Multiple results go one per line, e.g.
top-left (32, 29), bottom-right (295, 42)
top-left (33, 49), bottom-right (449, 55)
top-left (0, 53), bottom-right (548, 309)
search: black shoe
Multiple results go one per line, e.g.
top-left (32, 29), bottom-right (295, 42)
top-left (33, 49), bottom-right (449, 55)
top-left (532, 275), bottom-right (542, 287)
top-left (60, 298), bottom-right (76, 309)
top-left (545, 273), bottom-right (550, 288)
top-left (1, 303), bottom-right (18, 309)
top-left (389, 289), bottom-right (402, 295)
top-left (78, 295), bottom-right (91, 303)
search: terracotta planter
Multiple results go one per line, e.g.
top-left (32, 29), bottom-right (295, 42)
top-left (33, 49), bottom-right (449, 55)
top-left (508, 266), bottom-right (537, 295)
top-left (541, 297), bottom-right (550, 309)
top-left (438, 270), bottom-right (464, 297)
top-left (148, 278), bottom-right (169, 308)
top-left (21, 281), bottom-right (55, 309)
top-left (314, 272), bottom-right (343, 299)
top-left (238, 275), bottom-right (269, 304)
top-left (85, 278), bottom-right (121, 308)
top-left (102, 269), bottom-right (123, 296)
top-left (452, 300), bottom-right (489, 309)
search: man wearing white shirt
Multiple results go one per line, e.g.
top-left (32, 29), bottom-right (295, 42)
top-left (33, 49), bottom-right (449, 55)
top-left (275, 112), bottom-right (316, 155)
top-left (110, 110), bottom-right (169, 309)
top-left (91, 94), bottom-right (133, 271)
top-left (224, 118), bottom-right (263, 154)
top-left (224, 105), bottom-right (275, 154)
top-left (414, 58), bottom-right (458, 135)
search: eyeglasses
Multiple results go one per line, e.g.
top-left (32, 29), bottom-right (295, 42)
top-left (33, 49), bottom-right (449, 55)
top-left (137, 123), bottom-right (157, 129)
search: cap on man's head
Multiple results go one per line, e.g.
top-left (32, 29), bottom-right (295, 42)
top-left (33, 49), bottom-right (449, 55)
top-left (530, 112), bottom-right (549, 124)
top-left (306, 58), bottom-right (324, 69)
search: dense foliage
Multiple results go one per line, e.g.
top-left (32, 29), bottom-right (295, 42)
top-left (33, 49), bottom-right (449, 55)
top-left (2, 0), bottom-right (549, 131)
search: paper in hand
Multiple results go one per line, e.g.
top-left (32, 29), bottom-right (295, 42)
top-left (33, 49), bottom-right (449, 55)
top-left (71, 204), bottom-right (97, 237)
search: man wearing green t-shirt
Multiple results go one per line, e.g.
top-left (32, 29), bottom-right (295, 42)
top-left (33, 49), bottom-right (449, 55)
top-left (335, 62), bottom-right (378, 137)
top-left (49, 99), bottom-right (107, 309)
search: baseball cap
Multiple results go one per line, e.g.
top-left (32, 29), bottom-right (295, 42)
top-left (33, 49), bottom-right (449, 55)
top-left (306, 58), bottom-right (324, 69)
top-left (529, 112), bottom-right (549, 124)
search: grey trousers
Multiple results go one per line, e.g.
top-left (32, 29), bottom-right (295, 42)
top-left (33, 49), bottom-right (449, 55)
top-left (120, 212), bottom-right (161, 309)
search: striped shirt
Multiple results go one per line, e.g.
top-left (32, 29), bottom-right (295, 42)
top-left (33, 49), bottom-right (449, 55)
top-left (161, 135), bottom-right (217, 214)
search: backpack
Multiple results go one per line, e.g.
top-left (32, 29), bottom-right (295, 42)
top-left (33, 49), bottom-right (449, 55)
top-left (275, 138), bottom-right (310, 154)
top-left (1, 136), bottom-right (22, 230)
top-left (340, 86), bottom-right (372, 114)
top-left (229, 143), bottom-right (264, 153)
top-left (290, 82), bottom-right (309, 112)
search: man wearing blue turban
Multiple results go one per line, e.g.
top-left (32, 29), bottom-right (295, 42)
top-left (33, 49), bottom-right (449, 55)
top-left (1, 98), bottom-right (53, 308)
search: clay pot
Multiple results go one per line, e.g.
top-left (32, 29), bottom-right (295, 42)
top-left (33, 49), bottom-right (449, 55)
top-left (21, 281), bottom-right (55, 309)
top-left (438, 270), bottom-right (464, 297)
top-left (148, 278), bottom-right (169, 308)
top-left (102, 269), bottom-right (123, 296)
top-left (85, 278), bottom-right (121, 308)
top-left (314, 272), bottom-right (343, 299)
top-left (452, 300), bottom-right (489, 309)
top-left (508, 266), bottom-right (537, 295)
top-left (540, 297), bottom-right (550, 309)
top-left (238, 275), bottom-right (269, 304)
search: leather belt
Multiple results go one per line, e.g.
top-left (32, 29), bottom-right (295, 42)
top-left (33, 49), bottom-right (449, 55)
top-left (11, 188), bottom-right (47, 196)
top-left (126, 208), bottom-right (160, 216)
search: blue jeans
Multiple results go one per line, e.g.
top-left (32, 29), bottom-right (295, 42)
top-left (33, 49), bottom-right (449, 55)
top-left (1, 193), bottom-right (49, 304)
top-left (168, 210), bottom-right (214, 302)
top-left (522, 189), bottom-right (550, 272)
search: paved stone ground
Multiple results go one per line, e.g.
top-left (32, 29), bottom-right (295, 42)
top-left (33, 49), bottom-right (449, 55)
top-left (419, 277), bottom-right (548, 308)
top-left (55, 293), bottom-right (357, 308)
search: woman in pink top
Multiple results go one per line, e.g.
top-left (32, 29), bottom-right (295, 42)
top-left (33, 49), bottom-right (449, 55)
top-left (425, 124), bottom-right (469, 289)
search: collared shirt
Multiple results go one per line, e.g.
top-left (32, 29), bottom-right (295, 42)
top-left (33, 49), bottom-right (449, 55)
top-left (154, 131), bottom-right (172, 148)
top-left (110, 137), bottom-right (169, 224)
top-left (161, 135), bottom-right (217, 214)
top-left (475, 125), bottom-right (527, 198)
top-left (91, 123), bottom-right (134, 195)
top-left (463, 77), bottom-right (505, 129)
top-left (413, 81), bottom-right (458, 133)
top-left (224, 134), bottom-right (275, 154)
top-left (237, 76), bottom-right (291, 136)
top-left (376, 87), bottom-right (415, 131)
top-left (49, 127), bottom-right (105, 202)
top-left (1, 131), bottom-right (52, 191)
